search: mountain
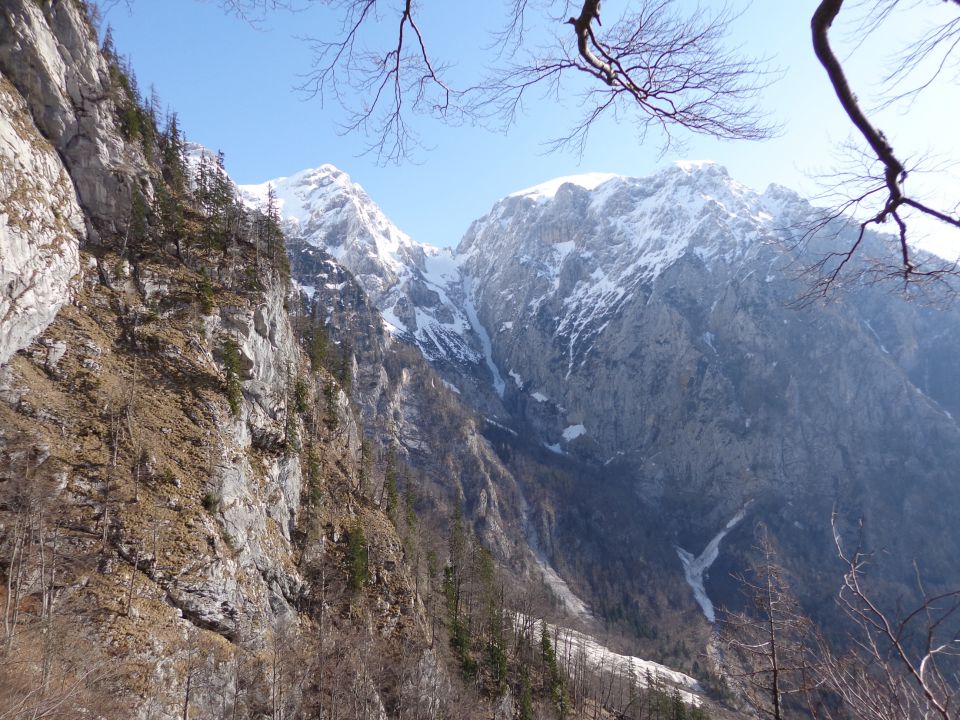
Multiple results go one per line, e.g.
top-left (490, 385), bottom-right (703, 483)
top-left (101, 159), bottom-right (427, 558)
top-left (250, 159), bottom-right (960, 643)
top-left (6, 1), bottom-right (960, 715)
top-left (4, 5), bottom-right (721, 716)
top-left (239, 167), bottom-right (485, 373)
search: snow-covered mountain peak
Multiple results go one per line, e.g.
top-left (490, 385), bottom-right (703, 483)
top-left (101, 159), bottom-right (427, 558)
top-left (454, 163), bottom-right (811, 383)
top-left (239, 164), bottom-right (437, 294)
top-left (248, 160), bottom-right (813, 407)
top-left (242, 165), bottom-right (487, 372)
top-left (673, 159), bottom-right (721, 173)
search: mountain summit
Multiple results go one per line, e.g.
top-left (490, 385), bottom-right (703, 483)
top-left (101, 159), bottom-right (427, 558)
top-left (240, 166), bottom-right (483, 371)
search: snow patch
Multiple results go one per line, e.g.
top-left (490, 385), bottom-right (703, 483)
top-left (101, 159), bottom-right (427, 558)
top-left (514, 616), bottom-right (704, 707)
top-left (484, 417), bottom-right (518, 436)
top-left (562, 424), bottom-right (586, 441)
top-left (675, 503), bottom-right (751, 623)
top-left (674, 159), bottom-right (718, 173)
top-left (462, 276), bottom-right (506, 398)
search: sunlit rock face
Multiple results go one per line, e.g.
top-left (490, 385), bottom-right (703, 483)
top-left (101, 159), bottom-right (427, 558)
top-left (456, 162), bottom-right (960, 621)
top-left (0, 75), bottom-right (82, 366)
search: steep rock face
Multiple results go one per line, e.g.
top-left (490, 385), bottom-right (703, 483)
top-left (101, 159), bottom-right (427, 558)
top-left (0, 0), bottom-right (148, 240)
top-left (288, 238), bottom-right (534, 566)
top-left (0, 8), bottom-right (438, 717)
top-left (0, 74), bottom-right (82, 365)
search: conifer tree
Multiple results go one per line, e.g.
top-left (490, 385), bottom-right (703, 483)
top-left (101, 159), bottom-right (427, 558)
top-left (384, 449), bottom-right (399, 519)
top-left (101, 25), bottom-right (116, 63)
top-left (347, 521), bottom-right (368, 593)
top-left (161, 113), bottom-right (187, 195)
top-left (308, 322), bottom-right (328, 372)
top-left (540, 623), bottom-right (569, 719)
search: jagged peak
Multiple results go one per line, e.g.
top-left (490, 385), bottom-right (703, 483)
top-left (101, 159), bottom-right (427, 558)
top-left (672, 158), bottom-right (724, 174)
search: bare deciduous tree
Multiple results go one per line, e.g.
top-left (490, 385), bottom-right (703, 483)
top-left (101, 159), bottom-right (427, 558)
top-left (218, 0), bottom-right (775, 163)
top-left (480, 0), bottom-right (776, 156)
top-left (719, 532), bottom-right (823, 720)
top-left (814, 514), bottom-right (960, 720)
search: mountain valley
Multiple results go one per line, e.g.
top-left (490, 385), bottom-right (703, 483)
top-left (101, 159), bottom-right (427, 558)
top-left (3, 2), bottom-right (960, 718)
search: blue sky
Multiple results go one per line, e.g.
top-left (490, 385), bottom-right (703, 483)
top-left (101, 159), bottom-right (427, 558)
top-left (107, 1), bottom-right (960, 253)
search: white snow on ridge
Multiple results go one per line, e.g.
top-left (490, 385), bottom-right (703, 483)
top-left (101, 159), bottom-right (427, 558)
top-left (240, 159), bottom-right (816, 410)
top-left (240, 165), bottom-right (487, 368)
top-left (457, 160), bottom-right (804, 375)
top-left (462, 276), bottom-right (507, 398)
top-left (674, 159), bottom-right (718, 173)
top-left (509, 172), bottom-right (621, 201)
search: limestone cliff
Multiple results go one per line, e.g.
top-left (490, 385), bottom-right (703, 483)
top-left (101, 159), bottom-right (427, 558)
top-left (0, 74), bottom-right (82, 365)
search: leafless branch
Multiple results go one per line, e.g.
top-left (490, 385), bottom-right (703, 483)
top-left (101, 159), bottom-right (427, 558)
top-left (821, 513), bottom-right (960, 719)
top-left (478, 0), bottom-right (777, 155)
top-left (809, 0), bottom-right (960, 292)
top-left (276, 0), bottom-right (776, 162)
top-left (295, 0), bottom-right (465, 163)
top-left (787, 180), bottom-right (960, 308)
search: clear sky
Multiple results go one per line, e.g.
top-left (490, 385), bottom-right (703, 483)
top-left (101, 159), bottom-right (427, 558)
top-left (106, 1), bottom-right (960, 254)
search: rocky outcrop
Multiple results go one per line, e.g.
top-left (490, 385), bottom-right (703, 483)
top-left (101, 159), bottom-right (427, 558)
top-left (0, 74), bottom-right (82, 366)
top-left (291, 240), bottom-right (531, 565)
top-left (0, 8), bottom-right (437, 716)
top-left (241, 167), bottom-right (485, 376)
top-left (0, 0), bottom-right (149, 241)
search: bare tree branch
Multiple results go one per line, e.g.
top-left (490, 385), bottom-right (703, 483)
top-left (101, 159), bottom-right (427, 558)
top-left (820, 513), bottom-right (960, 720)
top-left (479, 0), bottom-right (777, 155)
top-left (809, 0), bottom-right (960, 291)
top-left (295, 0), bottom-right (465, 163)
top-left (249, 0), bottom-right (777, 163)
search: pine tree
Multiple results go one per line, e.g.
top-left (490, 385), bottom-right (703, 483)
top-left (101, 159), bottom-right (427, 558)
top-left (519, 667), bottom-right (534, 720)
top-left (384, 449), bottom-right (399, 519)
top-left (444, 506), bottom-right (475, 677)
top-left (347, 521), bottom-right (368, 593)
top-left (101, 25), bottom-right (117, 63)
top-left (161, 112), bottom-right (187, 195)
top-left (540, 624), bottom-right (569, 719)
top-left (127, 185), bottom-right (148, 251)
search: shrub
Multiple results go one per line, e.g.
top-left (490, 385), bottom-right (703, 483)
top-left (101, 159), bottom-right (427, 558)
top-left (202, 492), bottom-right (221, 513)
